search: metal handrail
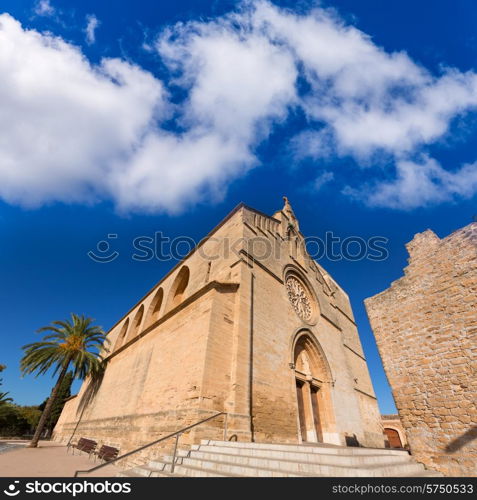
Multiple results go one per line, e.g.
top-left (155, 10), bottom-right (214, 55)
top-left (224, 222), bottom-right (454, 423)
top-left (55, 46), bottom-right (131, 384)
top-left (74, 411), bottom-right (228, 477)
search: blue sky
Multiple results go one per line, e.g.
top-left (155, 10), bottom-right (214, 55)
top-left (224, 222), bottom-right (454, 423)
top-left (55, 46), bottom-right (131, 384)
top-left (0, 0), bottom-right (476, 414)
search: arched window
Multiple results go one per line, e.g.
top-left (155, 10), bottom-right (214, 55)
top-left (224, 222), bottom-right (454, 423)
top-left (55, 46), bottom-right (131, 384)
top-left (166, 266), bottom-right (190, 311)
top-left (113, 318), bottom-right (130, 351)
top-left (130, 304), bottom-right (144, 339)
top-left (146, 287), bottom-right (164, 327)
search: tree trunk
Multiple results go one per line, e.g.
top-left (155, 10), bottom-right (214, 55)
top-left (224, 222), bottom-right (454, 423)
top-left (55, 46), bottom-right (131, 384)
top-left (28, 361), bottom-right (71, 448)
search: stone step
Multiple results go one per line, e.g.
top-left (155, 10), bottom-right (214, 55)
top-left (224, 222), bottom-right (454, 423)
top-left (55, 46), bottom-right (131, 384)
top-left (117, 470), bottom-right (148, 478)
top-left (163, 458), bottom-right (311, 477)
top-left (200, 440), bottom-right (410, 457)
top-left (146, 459), bottom-right (241, 477)
top-left (190, 444), bottom-right (412, 466)
top-left (166, 455), bottom-right (425, 477)
top-left (117, 440), bottom-right (439, 478)
top-left (119, 461), bottom-right (439, 479)
top-left (125, 466), bottom-right (184, 478)
top-left (117, 461), bottom-right (443, 477)
top-left (129, 465), bottom-right (177, 478)
top-left (168, 464), bottom-right (244, 478)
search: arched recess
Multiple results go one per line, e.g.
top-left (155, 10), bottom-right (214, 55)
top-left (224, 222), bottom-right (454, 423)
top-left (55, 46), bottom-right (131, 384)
top-left (166, 266), bottom-right (190, 311)
top-left (384, 427), bottom-right (404, 448)
top-left (291, 330), bottom-right (337, 444)
top-left (113, 318), bottom-right (130, 352)
top-left (129, 304), bottom-right (145, 339)
top-left (146, 287), bottom-right (164, 327)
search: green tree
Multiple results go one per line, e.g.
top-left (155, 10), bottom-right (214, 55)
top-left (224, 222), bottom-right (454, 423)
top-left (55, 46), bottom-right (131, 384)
top-left (38, 371), bottom-right (73, 436)
top-left (0, 364), bottom-right (12, 406)
top-left (0, 404), bottom-right (42, 437)
top-left (0, 404), bottom-right (35, 436)
top-left (0, 404), bottom-right (26, 436)
top-left (20, 313), bottom-right (108, 448)
top-left (17, 406), bottom-right (42, 433)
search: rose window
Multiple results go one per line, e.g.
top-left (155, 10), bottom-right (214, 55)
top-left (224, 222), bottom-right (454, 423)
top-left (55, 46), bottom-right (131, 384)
top-left (286, 276), bottom-right (313, 322)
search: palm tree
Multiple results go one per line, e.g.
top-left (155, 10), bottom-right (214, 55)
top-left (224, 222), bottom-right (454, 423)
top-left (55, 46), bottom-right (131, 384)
top-left (20, 313), bottom-right (109, 448)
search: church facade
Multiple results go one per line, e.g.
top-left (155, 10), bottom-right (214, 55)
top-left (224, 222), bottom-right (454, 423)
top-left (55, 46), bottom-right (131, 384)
top-left (54, 200), bottom-right (384, 453)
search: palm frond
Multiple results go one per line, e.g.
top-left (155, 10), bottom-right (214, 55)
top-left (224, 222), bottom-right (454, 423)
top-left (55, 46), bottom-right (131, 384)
top-left (21, 314), bottom-right (108, 381)
top-left (0, 391), bottom-right (12, 404)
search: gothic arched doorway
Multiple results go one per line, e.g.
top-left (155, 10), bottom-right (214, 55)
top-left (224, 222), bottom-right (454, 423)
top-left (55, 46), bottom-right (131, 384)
top-left (293, 332), bottom-right (335, 443)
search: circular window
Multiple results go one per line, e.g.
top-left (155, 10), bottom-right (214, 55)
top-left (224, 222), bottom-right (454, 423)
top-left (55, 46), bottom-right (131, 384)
top-left (285, 274), bottom-right (316, 323)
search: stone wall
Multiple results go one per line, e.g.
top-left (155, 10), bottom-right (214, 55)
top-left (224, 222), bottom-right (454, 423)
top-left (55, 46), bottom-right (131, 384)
top-left (365, 222), bottom-right (477, 477)
top-left (53, 286), bottom-right (234, 456)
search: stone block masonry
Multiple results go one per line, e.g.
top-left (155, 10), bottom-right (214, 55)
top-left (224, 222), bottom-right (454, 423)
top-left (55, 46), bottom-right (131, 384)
top-left (365, 222), bottom-right (477, 477)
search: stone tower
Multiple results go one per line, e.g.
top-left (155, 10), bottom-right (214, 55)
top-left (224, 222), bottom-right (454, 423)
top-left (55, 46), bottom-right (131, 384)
top-left (54, 200), bottom-right (384, 455)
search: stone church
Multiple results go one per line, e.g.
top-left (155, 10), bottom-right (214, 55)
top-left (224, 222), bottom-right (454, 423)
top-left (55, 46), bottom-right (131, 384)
top-left (54, 199), bottom-right (384, 454)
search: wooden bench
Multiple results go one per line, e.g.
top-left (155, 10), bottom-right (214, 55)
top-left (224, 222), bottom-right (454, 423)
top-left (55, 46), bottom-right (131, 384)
top-left (92, 445), bottom-right (120, 462)
top-left (67, 437), bottom-right (97, 457)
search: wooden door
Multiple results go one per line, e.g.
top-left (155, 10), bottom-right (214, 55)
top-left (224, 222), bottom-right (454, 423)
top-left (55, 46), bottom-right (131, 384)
top-left (296, 380), bottom-right (307, 441)
top-left (310, 386), bottom-right (323, 442)
top-left (384, 428), bottom-right (402, 448)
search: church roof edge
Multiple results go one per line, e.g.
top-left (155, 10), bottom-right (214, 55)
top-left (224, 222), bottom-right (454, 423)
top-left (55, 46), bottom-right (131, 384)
top-left (103, 201), bottom-right (279, 336)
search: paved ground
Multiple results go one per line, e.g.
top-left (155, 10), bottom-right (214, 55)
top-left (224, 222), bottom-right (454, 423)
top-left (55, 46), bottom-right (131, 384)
top-left (0, 440), bottom-right (119, 477)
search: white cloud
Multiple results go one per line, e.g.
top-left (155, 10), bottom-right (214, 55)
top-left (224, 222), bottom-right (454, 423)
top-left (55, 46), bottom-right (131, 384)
top-left (249, 1), bottom-right (477, 206)
top-left (314, 171), bottom-right (334, 191)
top-left (158, 23), bottom-right (296, 141)
top-left (85, 14), bottom-right (100, 45)
top-left (291, 129), bottom-right (334, 160)
top-left (0, 9), bottom-right (295, 213)
top-left (34, 0), bottom-right (55, 17)
top-left (111, 16), bottom-right (297, 213)
top-left (1, 1), bottom-right (477, 212)
top-left (0, 14), bottom-right (164, 207)
top-left (312, 71), bottom-right (477, 158)
top-left (348, 157), bottom-right (477, 209)
top-left (110, 133), bottom-right (256, 213)
top-left (251, 1), bottom-right (477, 157)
